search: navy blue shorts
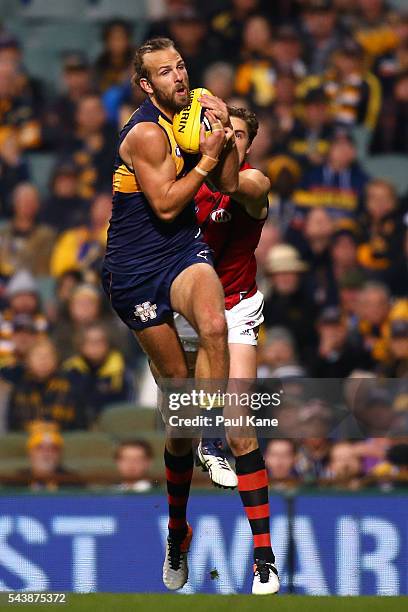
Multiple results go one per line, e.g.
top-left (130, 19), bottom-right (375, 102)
top-left (101, 244), bottom-right (213, 331)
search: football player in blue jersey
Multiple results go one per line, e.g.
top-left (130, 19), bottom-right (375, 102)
top-left (102, 37), bottom-right (240, 591)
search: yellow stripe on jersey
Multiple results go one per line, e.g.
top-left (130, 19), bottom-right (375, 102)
top-left (158, 115), bottom-right (185, 177)
top-left (113, 163), bottom-right (140, 193)
top-left (113, 116), bottom-right (184, 194)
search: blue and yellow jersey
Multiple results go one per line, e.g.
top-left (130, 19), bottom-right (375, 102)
top-left (104, 98), bottom-right (199, 275)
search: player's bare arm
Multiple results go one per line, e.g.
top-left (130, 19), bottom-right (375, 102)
top-left (120, 111), bottom-right (226, 222)
top-left (199, 93), bottom-right (239, 193)
top-left (229, 168), bottom-right (270, 220)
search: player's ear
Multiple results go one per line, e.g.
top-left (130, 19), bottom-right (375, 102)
top-left (139, 77), bottom-right (153, 95)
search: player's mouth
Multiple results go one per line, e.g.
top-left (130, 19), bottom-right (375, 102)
top-left (175, 86), bottom-right (188, 97)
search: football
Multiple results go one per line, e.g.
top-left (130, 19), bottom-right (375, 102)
top-left (172, 87), bottom-right (213, 154)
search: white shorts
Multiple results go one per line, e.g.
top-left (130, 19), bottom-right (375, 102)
top-left (174, 290), bottom-right (264, 350)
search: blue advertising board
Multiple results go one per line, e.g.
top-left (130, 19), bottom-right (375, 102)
top-left (0, 492), bottom-right (406, 595)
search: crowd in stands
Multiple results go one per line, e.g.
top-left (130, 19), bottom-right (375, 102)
top-left (0, 0), bottom-right (407, 490)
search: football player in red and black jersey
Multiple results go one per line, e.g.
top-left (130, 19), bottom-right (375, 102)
top-left (176, 103), bottom-right (280, 594)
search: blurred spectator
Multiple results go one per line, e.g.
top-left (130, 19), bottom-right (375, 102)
top-left (380, 318), bottom-right (408, 378)
top-left (270, 73), bottom-right (298, 146)
top-left (51, 283), bottom-right (105, 361)
top-left (94, 20), bottom-right (134, 93)
top-left (0, 58), bottom-right (42, 152)
top-left (330, 40), bottom-right (382, 128)
top-left (263, 244), bottom-right (318, 359)
top-left (50, 192), bottom-right (111, 279)
top-left (47, 269), bottom-right (83, 325)
top-left (300, 0), bottom-right (346, 73)
top-left (352, 281), bottom-right (390, 364)
top-left (257, 327), bottom-right (302, 378)
top-left (271, 26), bottom-right (306, 79)
top-left (203, 62), bottom-right (236, 101)
top-left (0, 132), bottom-right (29, 217)
top-left (324, 441), bottom-right (363, 488)
top-left (266, 155), bottom-right (302, 235)
top-left (331, 222), bottom-right (360, 282)
top-left (264, 439), bottom-right (299, 487)
top-left (370, 443), bottom-right (408, 488)
top-left (374, 17), bottom-right (408, 97)
top-left (234, 14), bottom-right (276, 108)
top-left (60, 94), bottom-right (116, 198)
top-left (357, 179), bottom-right (404, 278)
top-left (293, 131), bottom-right (369, 220)
top-left (286, 208), bottom-right (335, 307)
top-left (0, 270), bottom-right (48, 364)
top-left (7, 423), bottom-right (81, 490)
top-left (63, 323), bottom-right (134, 423)
top-left (45, 52), bottom-right (93, 147)
top-left (41, 161), bottom-right (89, 233)
top-left (353, 387), bottom-right (395, 439)
top-left (337, 268), bottom-right (366, 327)
top-left (0, 314), bottom-right (39, 369)
top-left (301, 39), bottom-right (381, 129)
top-left (0, 31), bottom-right (44, 111)
top-left (3, 338), bottom-right (85, 431)
top-left (211, 0), bottom-right (262, 61)
top-left (310, 306), bottom-right (371, 377)
top-left (353, 0), bottom-right (398, 62)
top-left (288, 88), bottom-right (335, 168)
top-left (167, 8), bottom-right (218, 88)
top-left (114, 440), bottom-right (154, 492)
top-left (296, 399), bottom-right (333, 480)
top-left (0, 183), bottom-right (56, 276)
top-left (370, 71), bottom-right (408, 154)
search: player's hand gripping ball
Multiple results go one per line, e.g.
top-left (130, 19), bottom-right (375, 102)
top-left (172, 87), bottom-right (213, 154)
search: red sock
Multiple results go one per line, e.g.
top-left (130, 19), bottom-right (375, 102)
top-left (235, 448), bottom-right (275, 562)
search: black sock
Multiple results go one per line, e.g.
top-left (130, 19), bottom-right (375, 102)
top-left (164, 447), bottom-right (193, 541)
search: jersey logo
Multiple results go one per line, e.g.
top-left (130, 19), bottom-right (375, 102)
top-left (197, 249), bottom-right (210, 261)
top-left (211, 209), bottom-right (232, 223)
top-left (240, 328), bottom-right (253, 336)
top-left (175, 145), bottom-right (182, 157)
top-left (134, 302), bottom-right (157, 322)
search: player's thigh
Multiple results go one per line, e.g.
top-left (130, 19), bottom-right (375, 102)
top-left (170, 263), bottom-right (225, 333)
top-left (134, 320), bottom-right (188, 379)
top-left (229, 342), bottom-right (257, 378)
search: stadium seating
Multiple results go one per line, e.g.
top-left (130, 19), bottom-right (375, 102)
top-left (0, 458), bottom-right (29, 477)
top-left (63, 457), bottom-right (118, 480)
top-left (86, 0), bottom-right (147, 20)
top-left (63, 431), bottom-right (115, 461)
top-left (0, 0), bottom-right (18, 17)
top-left (0, 433), bottom-right (27, 460)
top-left (26, 153), bottom-right (56, 196)
top-left (97, 403), bottom-right (158, 439)
top-left (18, 0), bottom-right (89, 20)
top-left (364, 155), bottom-right (408, 196)
top-left (21, 22), bottom-right (99, 88)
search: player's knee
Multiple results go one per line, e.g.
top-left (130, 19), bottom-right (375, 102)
top-left (157, 362), bottom-right (189, 380)
top-left (199, 312), bottom-right (227, 345)
top-left (166, 439), bottom-right (192, 456)
top-left (227, 436), bottom-right (257, 457)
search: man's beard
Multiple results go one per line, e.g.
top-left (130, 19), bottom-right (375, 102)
top-left (151, 81), bottom-right (190, 114)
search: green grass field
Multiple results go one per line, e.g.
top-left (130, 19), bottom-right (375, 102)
top-left (18, 594), bottom-right (407, 612)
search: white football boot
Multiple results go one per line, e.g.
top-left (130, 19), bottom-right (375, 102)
top-left (252, 559), bottom-right (280, 595)
top-left (162, 524), bottom-right (193, 591)
top-left (196, 439), bottom-right (238, 489)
